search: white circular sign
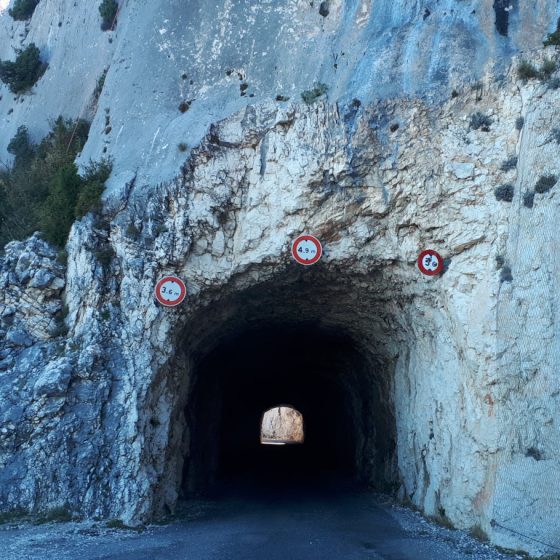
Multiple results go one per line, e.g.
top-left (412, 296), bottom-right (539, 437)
top-left (291, 235), bottom-right (322, 265)
top-left (154, 276), bottom-right (187, 306)
top-left (417, 250), bottom-right (444, 276)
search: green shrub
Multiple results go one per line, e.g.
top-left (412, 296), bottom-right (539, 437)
top-left (494, 184), bottom-right (514, 202)
top-left (177, 142), bottom-right (188, 152)
top-left (469, 112), bottom-right (493, 131)
top-left (515, 116), bottom-right (524, 130)
top-left (517, 60), bottom-right (539, 82)
top-left (7, 125), bottom-right (35, 163)
top-left (8, 0), bottom-right (40, 20)
top-left (0, 43), bottom-right (45, 94)
top-left (178, 100), bottom-right (191, 113)
top-left (544, 30), bottom-right (560, 47)
top-left (301, 82), bottom-right (328, 104)
top-left (534, 174), bottom-right (557, 194)
top-left (126, 223), bottom-right (140, 238)
top-left (548, 77), bottom-right (560, 90)
top-left (544, 19), bottom-right (560, 47)
top-left (94, 247), bottom-right (114, 270)
top-left (74, 160), bottom-right (112, 219)
top-left (93, 68), bottom-right (108, 102)
top-left (500, 265), bottom-right (513, 283)
top-left (99, 0), bottom-right (118, 31)
top-left (39, 164), bottom-right (83, 247)
top-left (525, 447), bottom-right (543, 461)
top-left (0, 117), bottom-right (111, 249)
top-left (548, 128), bottom-right (560, 144)
top-left (523, 191), bottom-right (535, 208)
top-left (56, 249), bottom-right (68, 265)
top-left (500, 157), bottom-right (517, 172)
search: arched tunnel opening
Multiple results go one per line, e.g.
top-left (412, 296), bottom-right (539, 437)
top-left (172, 268), bottom-right (403, 502)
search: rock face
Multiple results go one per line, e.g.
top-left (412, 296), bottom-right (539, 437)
top-left (0, 0), bottom-right (560, 557)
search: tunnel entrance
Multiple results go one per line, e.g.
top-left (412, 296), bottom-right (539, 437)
top-left (182, 318), bottom-right (397, 496)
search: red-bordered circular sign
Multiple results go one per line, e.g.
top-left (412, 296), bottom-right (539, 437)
top-left (154, 276), bottom-right (187, 306)
top-left (292, 235), bottom-right (322, 266)
top-left (418, 250), bottom-right (444, 276)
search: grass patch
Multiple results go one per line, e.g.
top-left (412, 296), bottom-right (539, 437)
top-left (469, 524), bottom-right (489, 542)
top-left (517, 60), bottom-right (540, 82)
top-left (301, 82), bottom-right (328, 104)
top-left (93, 68), bottom-right (108, 102)
top-left (35, 506), bottom-right (73, 524)
top-left (0, 508), bottom-right (29, 524)
top-left (429, 514), bottom-right (455, 530)
top-left (106, 519), bottom-right (145, 532)
top-left (517, 58), bottom-right (558, 83)
top-left (541, 58), bottom-right (557, 79)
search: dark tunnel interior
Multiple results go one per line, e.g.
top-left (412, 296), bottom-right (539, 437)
top-left (181, 321), bottom-right (397, 497)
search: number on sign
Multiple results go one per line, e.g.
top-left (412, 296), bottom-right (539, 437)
top-left (423, 256), bottom-right (438, 271)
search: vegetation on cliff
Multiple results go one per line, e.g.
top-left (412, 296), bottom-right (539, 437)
top-left (0, 43), bottom-right (46, 94)
top-left (8, 0), bottom-right (40, 21)
top-left (0, 118), bottom-right (111, 250)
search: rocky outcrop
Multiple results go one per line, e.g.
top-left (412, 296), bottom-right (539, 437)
top-left (1, 0), bottom-right (559, 557)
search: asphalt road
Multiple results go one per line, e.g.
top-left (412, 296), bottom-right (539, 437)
top-left (2, 478), bottom-right (517, 560)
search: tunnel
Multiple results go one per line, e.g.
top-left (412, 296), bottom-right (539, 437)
top-left (171, 267), bottom-right (402, 501)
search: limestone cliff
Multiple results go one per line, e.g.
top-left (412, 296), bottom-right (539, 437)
top-left (1, 0), bottom-right (559, 556)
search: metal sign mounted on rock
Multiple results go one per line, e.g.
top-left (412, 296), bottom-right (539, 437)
top-left (291, 235), bottom-right (322, 266)
top-left (154, 276), bottom-right (187, 306)
top-left (417, 250), bottom-right (444, 276)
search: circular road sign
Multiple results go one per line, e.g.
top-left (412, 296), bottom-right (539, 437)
top-left (418, 250), bottom-right (444, 276)
top-left (292, 235), bottom-right (322, 266)
top-left (154, 276), bottom-right (187, 307)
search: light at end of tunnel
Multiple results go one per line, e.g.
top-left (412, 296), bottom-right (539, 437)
top-left (261, 441), bottom-right (288, 446)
